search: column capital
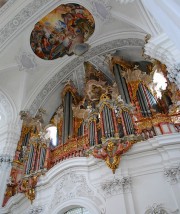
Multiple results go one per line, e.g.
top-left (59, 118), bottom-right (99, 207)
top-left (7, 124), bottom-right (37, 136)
top-left (164, 163), bottom-right (180, 184)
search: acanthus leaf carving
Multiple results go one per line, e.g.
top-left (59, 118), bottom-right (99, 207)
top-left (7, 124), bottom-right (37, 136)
top-left (27, 205), bottom-right (43, 214)
top-left (101, 176), bottom-right (131, 197)
top-left (50, 172), bottom-right (94, 209)
top-left (164, 163), bottom-right (180, 184)
top-left (145, 203), bottom-right (173, 214)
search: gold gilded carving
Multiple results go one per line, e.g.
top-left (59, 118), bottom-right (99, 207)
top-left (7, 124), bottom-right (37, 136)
top-left (108, 55), bottom-right (132, 72)
top-left (136, 113), bottom-right (172, 132)
top-left (51, 135), bottom-right (88, 162)
top-left (129, 81), bottom-right (140, 100)
top-left (86, 80), bottom-right (107, 101)
top-left (26, 188), bottom-right (35, 204)
top-left (92, 141), bottom-right (132, 174)
top-left (61, 81), bottom-right (81, 105)
top-left (121, 66), bottom-right (153, 100)
top-left (17, 126), bottom-right (32, 151)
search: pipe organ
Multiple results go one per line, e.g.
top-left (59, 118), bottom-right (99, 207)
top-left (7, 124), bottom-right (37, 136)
top-left (3, 57), bottom-right (179, 206)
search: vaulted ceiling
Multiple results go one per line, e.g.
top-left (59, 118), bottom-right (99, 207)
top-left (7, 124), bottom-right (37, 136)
top-left (0, 0), bottom-right (159, 125)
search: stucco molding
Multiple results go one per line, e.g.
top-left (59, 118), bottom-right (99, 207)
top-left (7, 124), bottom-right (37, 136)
top-left (115, 0), bottom-right (135, 4)
top-left (145, 203), bottom-right (176, 214)
top-left (0, 0), bottom-right (16, 16)
top-left (91, 0), bottom-right (112, 23)
top-left (164, 163), bottom-right (180, 184)
top-left (27, 206), bottom-right (44, 214)
top-left (15, 51), bottom-right (37, 72)
top-left (144, 33), bottom-right (180, 89)
top-left (0, 92), bottom-right (13, 123)
top-left (101, 176), bottom-right (132, 197)
top-left (0, 154), bottom-right (13, 169)
top-left (0, 0), bottom-right (49, 48)
top-left (49, 172), bottom-right (94, 209)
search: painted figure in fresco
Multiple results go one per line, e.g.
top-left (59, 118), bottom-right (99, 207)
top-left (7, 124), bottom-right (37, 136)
top-left (30, 3), bottom-right (95, 60)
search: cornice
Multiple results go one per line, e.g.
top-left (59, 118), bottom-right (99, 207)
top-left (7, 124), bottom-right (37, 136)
top-left (0, 0), bottom-right (49, 50)
top-left (0, 0), bottom-right (16, 16)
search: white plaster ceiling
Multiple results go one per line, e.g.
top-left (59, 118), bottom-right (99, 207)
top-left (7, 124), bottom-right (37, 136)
top-left (0, 0), bottom-right (158, 125)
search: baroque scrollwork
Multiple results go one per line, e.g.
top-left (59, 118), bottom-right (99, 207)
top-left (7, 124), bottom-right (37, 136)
top-left (101, 176), bottom-right (131, 197)
top-left (0, 0), bottom-right (49, 46)
top-left (50, 172), bottom-right (94, 209)
top-left (16, 52), bottom-right (37, 72)
top-left (115, 0), bottom-right (135, 4)
top-left (27, 206), bottom-right (43, 214)
top-left (164, 163), bottom-right (180, 184)
top-left (145, 203), bottom-right (172, 214)
top-left (0, 155), bottom-right (13, 166)
top-left (91, 0), bottom-right (112, 23)
top-left (0, 0), bottom-right (16, 16)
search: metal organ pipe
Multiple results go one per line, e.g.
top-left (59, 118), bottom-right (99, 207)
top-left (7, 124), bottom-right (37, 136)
top-left (89, 121), bottom-right (95, 146)
top-left (114, 65), bottom-right (130, 104)
top-left (137, 88), bottom-right (148, 117)
top-left (139, 84), bottom-right (151, 117)
top-left (104, 106), bottom-right (110, 137)
top-left (123, 112), bottom-right (130, 135)
top-left (102, 109), bottom-right (108, 138)
top-left (62, 93), bottom-right (67, 143)
top-left (113, 65), bottom-right (123, 99)
top-left (66, 92), bottom-right (70, 140)
top-left (62, 91), bottom-right (73, 143)
top-left (143, 85), bottom-right (160, 112)
top-left (107, 106), bottom-right (114, 137)
top-left (26, 144), bottom-right (34, 174)
top-left (39, 147), bottom-right (46, 169)
top-left (92, 122), bottom-right (95, 145)
top-left (126, 112), bottom-right (134, 134)
top-left (69, 93), bottom-right (73, 136)
top-left (89, 122), bottom-right (92, 146)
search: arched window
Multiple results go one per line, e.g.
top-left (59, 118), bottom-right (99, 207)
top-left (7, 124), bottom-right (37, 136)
top-left (64, 207), bottom-right (90, 214)
top-left (153, 70), bottom-right (167, 98)
top-left (46, 126), bottom-right (58, 146)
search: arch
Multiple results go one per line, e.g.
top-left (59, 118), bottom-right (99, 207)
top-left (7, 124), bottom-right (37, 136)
top-left (26, 36), bottom-right (145, 115)
top-left (52, 198), bottom-right (101, 214)
top-left (0, 89), bottom-right (17, 127)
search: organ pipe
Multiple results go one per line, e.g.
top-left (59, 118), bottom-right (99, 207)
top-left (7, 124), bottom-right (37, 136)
top-left (62, 91), bottom-right (73, 143)
top-left (114, 64), bottom-right (130, 104)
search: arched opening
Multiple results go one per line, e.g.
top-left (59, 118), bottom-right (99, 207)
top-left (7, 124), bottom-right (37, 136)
top-left (64, 207), bottom-right (90, 214)
top-left (153, 70), bottom-right (167, 98)
top-left (46, 126), bottom-right (58, 147)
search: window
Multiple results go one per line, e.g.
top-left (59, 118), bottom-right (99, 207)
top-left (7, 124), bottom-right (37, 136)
top-left (64, 207), bottom-right (90, 214)
top-left (46, 126), bottom-right (58, 146)
top-left (153, 70), bottom-right (167, 98)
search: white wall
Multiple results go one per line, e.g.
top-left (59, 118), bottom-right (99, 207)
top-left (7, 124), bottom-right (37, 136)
top-left (1, 134), bottom-right (180, 214)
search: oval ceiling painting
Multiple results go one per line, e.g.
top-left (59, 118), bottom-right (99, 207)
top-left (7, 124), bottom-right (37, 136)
top-left (30, 3), bottom-right (95, 60)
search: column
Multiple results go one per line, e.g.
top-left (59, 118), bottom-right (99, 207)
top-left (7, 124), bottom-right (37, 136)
top-left (0, 122), bottom-right (21, 207)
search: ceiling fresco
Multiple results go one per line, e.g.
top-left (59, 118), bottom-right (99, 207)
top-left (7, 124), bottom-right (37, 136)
top-left (30, 3), bottom-right (95, 60)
